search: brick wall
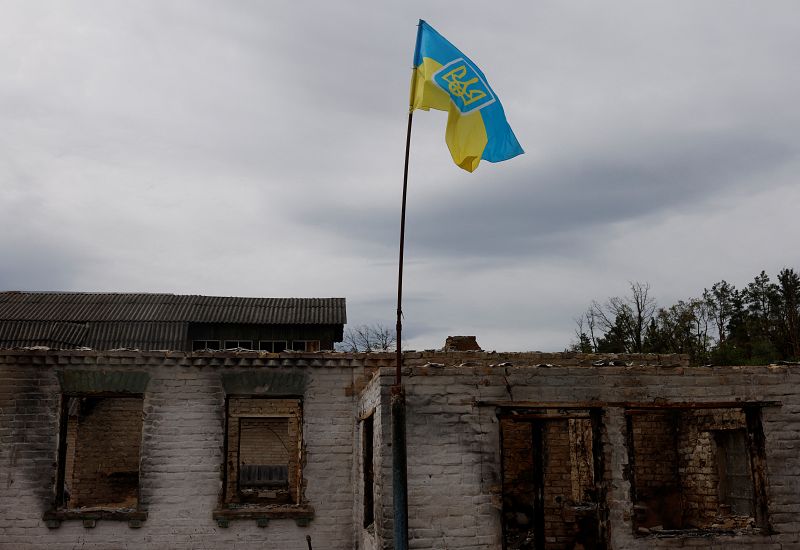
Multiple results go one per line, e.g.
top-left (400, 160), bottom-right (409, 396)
top-left (630, 411), bottom-right (682, 528)
top-left (355, 366), bottom-right (390, 550)
top-left (381, 357), bottom-right (799, 550)
top-left (500, 418), bottom-right (535, 548)
top-left (2, 349), bottom-right (800, 550)
top-left (677, 408), bottom-right (749, 528)
top-left (501, 414), bottom-right (597, 550)
top-left (0, 350), bottom-right (378, 550)
top-left (239, 418), bottom-right (290, 466)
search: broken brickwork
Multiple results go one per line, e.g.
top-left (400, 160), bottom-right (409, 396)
top-left (629, 407), bottom-right (761, 534)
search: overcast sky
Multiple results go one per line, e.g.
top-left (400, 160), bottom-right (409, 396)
top-left (2, 1), bottom-right (799, 351)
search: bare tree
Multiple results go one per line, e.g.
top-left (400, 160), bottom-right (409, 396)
top-left (573, 308), bottom-right (599, 352)
top-left (630, 282), bottom-right (656, 353)
top-left (589, 282), bottom-right (656, 353)
top-left (339, 323), bottom-right (397, 352)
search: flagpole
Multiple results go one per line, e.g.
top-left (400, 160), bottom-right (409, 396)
top-left (396, 109), bottom-right (413, 386)
top-left (393, 24), bottom-right (421, 550)
top-left (392, 108), bottom-right (413, 550)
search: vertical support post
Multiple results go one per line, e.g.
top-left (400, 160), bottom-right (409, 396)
top-left (392, 388), bottom-right (409, 550)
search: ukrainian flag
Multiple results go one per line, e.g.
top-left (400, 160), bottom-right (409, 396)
top-left (411, 20), bottom-right (523, 172)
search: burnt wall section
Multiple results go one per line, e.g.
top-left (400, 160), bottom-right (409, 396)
top-left (0, 365), bottom-right (61, 528)
top-left (378, 358), bottom-right (798, 550)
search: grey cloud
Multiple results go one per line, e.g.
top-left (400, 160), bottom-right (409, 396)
top-left (304, 130), bottom-right (796, 261)
top-left (0, 237), bottom-right (98, 291)
top-left (2, 1), bottom-right (799, 351)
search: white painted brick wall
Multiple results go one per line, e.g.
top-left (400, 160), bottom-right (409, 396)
top-left (0, 352), bottom-right (371, 550)
top-left (2, 350), bottom-right (800, 550)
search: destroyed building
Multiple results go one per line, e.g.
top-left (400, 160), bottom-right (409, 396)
top-left (1, 344), bottom-right (799, 550)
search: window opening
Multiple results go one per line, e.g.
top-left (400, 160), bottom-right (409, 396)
top-left (224, 340), bottom-right (253, 350)
top-left (362, 414), bottom-right (375, 528)
top-left (500, 408), bottom-right (603, 550)
top-left (627, 407), bottom-right (768, 535)
top-left (58, 396), bottom-right (143, 510)
top-left (192, 340), bottom-right (220, 351)
top-left (290, 340), bottom-right (320, 352)
top-left (716, 430), bottom-right (754, 517)
top-left (259, 340), bottom-right (288, 353)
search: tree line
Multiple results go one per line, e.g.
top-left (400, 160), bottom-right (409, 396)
top-left (571, 268), bottom-right (800, 365)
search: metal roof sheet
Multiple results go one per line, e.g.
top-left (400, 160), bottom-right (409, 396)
top-left (0, 320), bottom-right (185, 350)
top-left (0, 292), bottom-right (346, 325)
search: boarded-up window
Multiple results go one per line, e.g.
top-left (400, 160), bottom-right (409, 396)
top-left (225, 398), bottom-right (302, 505)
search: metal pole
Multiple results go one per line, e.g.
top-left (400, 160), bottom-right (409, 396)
top-left (396, 110), bottom-right (413, 386)
top-left (392, 109), bottom-right (414, 550)
top-left (391, 387), bottom-right (409, 550)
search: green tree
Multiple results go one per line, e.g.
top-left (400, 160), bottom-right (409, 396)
top-left (743, 271), bottom-right (782, 363)
top-left (573, 267), bottom-right (800, 365)
top-left (777, 268), bottom-right (800, 359)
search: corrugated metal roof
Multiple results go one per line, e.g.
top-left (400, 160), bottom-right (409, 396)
top-left (0, 293), bottom-right (346, 324)
top-left (0, 320), bottom-right (185, 350)
top-left (0, 321), bottom-right (89, 349)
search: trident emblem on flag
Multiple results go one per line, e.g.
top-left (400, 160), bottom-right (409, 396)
top-left (441, 65), bottom-right (486, 106)
top-left (432, 58), bottom-right (496, 114)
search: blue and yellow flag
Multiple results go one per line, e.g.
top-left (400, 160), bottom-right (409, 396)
top-left (411, 20), bottom-right (523, 172)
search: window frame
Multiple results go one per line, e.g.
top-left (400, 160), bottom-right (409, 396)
top-left (215, 395), bottom-right (313, 526)
top-left (192, 339), bottom-right (220, 351)
top-left (290, 340), bottom-right (320, 352)
top-left (224, 340), bottom-right (253, 350)
top-left (259, 340), bottom-right (288, 353)
top-left (47, 392), bottom-right (147, 528)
